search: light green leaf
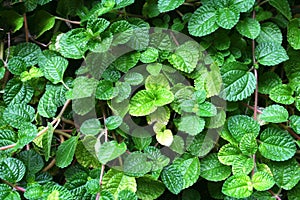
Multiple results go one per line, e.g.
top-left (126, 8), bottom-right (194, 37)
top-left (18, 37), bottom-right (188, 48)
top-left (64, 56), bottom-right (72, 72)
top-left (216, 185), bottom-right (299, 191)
top-left (146, 63), bottom-right (162, 76)
top-left (201, 153), bottom-right (231, 181)
top-left (252, 171), bottom-right (275, 191)
top-left (140, 48), bottom-right (159, 63)
top-left (123, 152), bottom-right (152, 177)
top-left (256, 43), bottom-right (289, 66)
top-left (42, 123), bottom-right (54, 161)
top-left (259, 127), bottom-right (296, 161)
top-left (7, 57), bottom-right (27, 75)
top-left (0, 10), bottom-right (23, 33)
top-left (227, 115), bottom-right (260, 142)
top-left (20, 66), bottom-right (43, 82)
top-left (112, 52), bottom-right (140, 73)
top-left (269, 84), bottom-right (294, 104)
top-left (258, 71), bottom-right (282, 94)
top-left (288, 19), bottom-right (300, 50)
top-left (178, 115), bottom-right (205, 135)
top-left (187, 133), bottom-right (215, 157)
top-left (270, 158), bottom-right (300, 190)
top-left (222, 174), bottom-right (253, 198)
top-left (232, 155), bottom-right (254, 175)
top-left (216, 8), bottom-right (240, 29)
top-left (95, 80), bottom-right (116, 100)
top-left (260, 104), bottom-right (289, 123)
top-left (218, 143), bottom-right (241, 165)
top-left (290, 115), bottom-right (300, 134)
top-left (156, 129), bottom-right (173, 147)
top-left (161, 165), bottom-right (184, 194)
top-left (236, 18), bottom-right (261, 39)
top-left (269, 0), bottom-right (292, 20)
top-left (28, 10), bottom-right (55, 38)
top-left (220, 62), bottom-right (256, 101)
top-left (232, 0), bottom-right (255, 12)
top-left (0, 158), bottom-right (26, 183)
top-left (239, 133), bottom-right (257, 156)
top-left (256, 22), bottom-right (282, 45)
top-left (145, 74), bottom-right (170, 90)
top-left (115, 0), bottom-right (134, 9)
top-left (188, 5), bottom-right (218, 37)
top-left (39, 51), bottom-right (68, 84)
top-left (105, 116), bottom-right (122, 130)
top-left (3, 104), bottom-right (35, 129)
top-left (136, 176), bottom-right (165, 200)
top-left (80, 118), bottom-right (102, 135)
top-left (124, 72), bottom-right (144, 86)
top-left (4, 78), bottom-right (34, 105)
top-left (158, 0), bottom-right (184, 12)
top-left (97, 141), bottom-right (127, 164)
top-left (117, 190), bottom-right (137, 200)
top-left (87, 18), bottom-right (110, 36)
top-left (56, 136), bottom-right (79, 168)
top-left (169, 135), bottom-right (185, 154)
top-left (196, 101), bottom-right (217, 117)
top-left (168, 41), bottom-right (200, 73)
top-left (102, 169), bottom-right (137, 198)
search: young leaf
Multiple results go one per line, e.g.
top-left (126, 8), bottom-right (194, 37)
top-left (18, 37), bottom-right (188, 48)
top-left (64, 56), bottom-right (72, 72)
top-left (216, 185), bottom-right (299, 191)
top-left (87, 18), bottom-right (110, 36)
top-left (56, 136), bottom-right (79, 168)
top-left (188, 5), bottom-right (218, 37)
top-left (236, 18), bottom-right (261, 39)
top-left (145, 74), bottom-right (170, 90)
top-left (178, 115), bottom-right (205, 135)
top-left (269, 84), bottom-right (294, 104)
top-left (42, 123), bottom-right (54, 161)
top-left (232, 155), bottom-right (254, 175)
top-left (259, 104), bottom-right (289, 123)
top-left (156, 129), bottom-right (173, 146)
top-left (252, 171), bottom-right (275, 191)
top-left (288, 19), bottom-right (300, 50)
top-left (140, 47), bottom-right (159, 63)
top-left (269, 0), bottom-right (292, 20)
top-left (218, 143), bottom-right (241, 165)
top-left (136, 176), bottom-right (165, 200)
top-left (222, 174), bottom-right (253, 198)
top-left (0, 158), bottom-right (26, 183)
top-left (96, 141), bottom-right (127, 164)
top-left (161, 165), bottom-right (184, 195)
top-left (200, 153), bottom-right (231, 181)
top-left (256, 43), bottom-right (289, 66)
top-left (158, 0), bottom-right (184, 13)
top-left (220, 62), bottom-right (256, 101)
top-left (259, 127), bottom-right (296, 161)
top-left (80, 118), bottom-right (102, 135)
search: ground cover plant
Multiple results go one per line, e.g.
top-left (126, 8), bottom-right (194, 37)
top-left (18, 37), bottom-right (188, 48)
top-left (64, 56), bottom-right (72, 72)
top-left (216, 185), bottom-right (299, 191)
top-left (0, 0), bottom-right (300, 199)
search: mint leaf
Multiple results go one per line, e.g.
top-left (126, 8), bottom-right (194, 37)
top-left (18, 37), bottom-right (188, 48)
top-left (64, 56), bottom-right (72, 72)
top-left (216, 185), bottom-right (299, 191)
top-left (158, 0), bottom-right (184, 13)
top-left (269, 84), bottom-right (294, 104)
top-left (256, 43), bottom-right (289, 66)
top-left (260, 104), bottom-right (289, 123)
top-left (97, 141), bottom-right (127, 164)
top-left (236, 18), bottom-right (261, 39)
top-left (222, 175), bottom-right (253, 198)
top-left (56, 136), bottom-right (79, 168)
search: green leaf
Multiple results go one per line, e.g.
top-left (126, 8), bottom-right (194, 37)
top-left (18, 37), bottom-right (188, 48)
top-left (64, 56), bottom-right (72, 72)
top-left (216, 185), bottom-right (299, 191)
top-left (252, 171), bottom-right (275, 191)
top-left (87, 18), bottom-right (110, 36)
top-left (258, 71), bottom-right (282, 94)
top-left (15, 123), bottom-right (38, 149)
top-left (0, 158), bottom-right (26, 183)
top-left (28, 10), bottom-right (55, 38)
top-left (218, 143), bottom-right (241, 165)
top-left (13, 43), bottom-right (42, 66)
top-left (232, 155), bottom-right (253, 175)
top-left (156, 129), bottom-right (173, 146)
top-left (144, 146), bottom-right (170, 171)
top-left (118, 190), bottom-right (137, 200)
top-left (256, 43), bottom-right (289, 66)
top-left (168, 41), bottom-right (200, 73)
top-left (239, 133), bottom-right (257, 156)
top-left (288, 19), bottom-right (300, 50)
top-left (259, 127), bottom-right (296, 161)
top-left (288, 183), bottom-right (300, 200)
top-left (161, 165), bottom-right (184, 194)
top-left (188, 5), bottom-right (218, 37)
top-left (80, 118), bottom-right (102, 135)
top-left (102, 169), bottom-right (136, 198)
top-left (232, 0), bottom-right (255, 12)
top-left (236, 18), bottom-right (261, 39)
top-left (17, 149), bottom-right (44, 174)
top-left (158, 0), bottom-right (184, 12)
top-left (42, 123), bottom-right (54, 162)
top-left (196, 101), bottom-right (217, 117)
top-left (7, 57), bottom-right (27, 75)
top-left (269, 84), bottom-right (294, 104)
top-left (97, 141), bottom-right (127, 164)
top-left (269, 0), bottom-right (292, 20)
top-left (140, 48), bottom-right (159, 63)
top-left (178, 115), bottom-right (205, 135)
top-left (201, 153), bottom-right (231, 181)
top-left (20, 66), bottom-right (43, 82)
top-left (256, 22), bottom-right (282, 45)
top-left (3, 104), bottom-right (35, 129)
top-left (115, 0), bottom-right (134, 9)
top-left (290, 115), bottom-right (300, 134)
top-left (0, 129), bottom-right (17, 148)
top-left (145, 74), bottom-right (170, 90)
top-left (56, 136), bottom-right (79, 168)
top-left (123, 152), bottom-right (152, 177)
top-left (4, 78), bottom-right (34, 105)
top-left (0, 10), bottom-right (23, 33)
top-left (124, 72), bottom-right (144, 86)
top-left (222, 174), bottom-right (253, 198)
top-left (220, 62), bottom-right (256, 101)
top-left (0, 184), bottom-right (21, 200)
top-left (216, 8), bottom-right (240, 29)
top-left (114, 81), bottom-right (131, 103)
top-left (136, 176), bottom-right (165, 200)
top-left (95, 80), bottom-right (116, 100)
top-left (38, 51), bottom-right (68, 84)
top-left (260, 104), bottom-right (289, 123)
top-left (112, 52), bottom-right (140, 73)
top-left (227, 115), bottom-right (260, 142)
top-left (187, 133), bottom-right (215, 157)
top-left (109, 20), bottom-right (133, 45)
top-left (57, 28), bottom-right (89, 59)
top-left (105, 116), bottom-right (122, 130)
top-left (38, 88), bottom-right (57, 118)
top-left (182, 189), bottom-right (201, 200)
top-left (270, 158), bottom-right (300, 190)
top-left (86, 179), bottom-right (100, 194)
top-left (69, 76), bottom-right (98, 99)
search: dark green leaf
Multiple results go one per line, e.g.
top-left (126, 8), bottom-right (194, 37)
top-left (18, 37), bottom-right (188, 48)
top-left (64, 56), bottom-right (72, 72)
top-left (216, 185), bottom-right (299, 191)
top-left (56, 136), bottom-right (79, 168)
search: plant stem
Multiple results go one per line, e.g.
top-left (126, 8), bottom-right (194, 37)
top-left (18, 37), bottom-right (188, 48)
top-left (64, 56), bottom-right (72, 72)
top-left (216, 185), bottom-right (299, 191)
top-left (279, 124), bottom-right (300, 140)
top-left (55, 16), bottom-right (81, 25)
top-left (54, 130), bottom-right (72, 139)
top-left (42, 158), bottom-right (56, 172)
top-left (23, 13), bottom-right (29, 42)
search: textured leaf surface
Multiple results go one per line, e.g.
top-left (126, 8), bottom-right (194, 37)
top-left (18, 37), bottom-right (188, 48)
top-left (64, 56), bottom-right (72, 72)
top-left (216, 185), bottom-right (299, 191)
top-left (136, 176), bottom-right (165, 200)
top-left (222, 175), bottom-right (253, 198)
top-left (269, 0), bottom-right (292, 20)
top-left (256, 43), bottom-right (289, 66)
top-left (178, 115), bottom-right (205, 135)
top-left (290, 115), bottom-right (300, 134)
top-left (123, 152), bottom-right (152, 177)
top-left (161, 165), bottom-right (184, 194)
top-left (252, 171), bottom-right (275, 191)
top-left (236, 18), bottom-right (261, 39)
top-left (0, 158), bottom-right (26, 183)
top-left (256, 22), bottom-right (282, 44)
top-left (216, 8), bottom-right (240, 29)
top-left (218, 143), bottom-right (241, 165)
top-left (288, 19), bottom-right (300, 50)
top-left (80, 118), bottom-right (102, 135)
top-left (3, 104), bottom-right (35, 129)
top-left (259, 128), bottom-right (296, 161)
top-left (260, 104), bottom-right (289, 123)
top-left (269, 84), bottom-right (294, 104)
top-left (97, 141), bottom-right (127, 164)
top-left (4, 78), bottom-right (34, 105)
top-left (56, 136), bottom-right (79, 168)
top-left (158, 0), bottom-right (184, 12)
top-left (258, 71), bottom-right (282, 94)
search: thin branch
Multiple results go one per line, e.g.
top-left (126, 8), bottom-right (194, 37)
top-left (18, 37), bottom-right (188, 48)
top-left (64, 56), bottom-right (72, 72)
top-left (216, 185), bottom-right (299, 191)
top-left (2, 180), bottom-right (26, 192)
top-left (268, 189), bottom-right (281, 200)
top-left (54, 130), bottom-right (72, 139)
top-left (61, 117), bottom-right (75, 126)
top-left (5, 32), bottom-right (10, 63)
top-left (55, 16), bottom-right (81, 25)
top-left (279, 124), bottom-right (300, 140)
top-left (23, 13), bottom-right (29, 42)
top-left (42, 158), bottom-right (56, 172)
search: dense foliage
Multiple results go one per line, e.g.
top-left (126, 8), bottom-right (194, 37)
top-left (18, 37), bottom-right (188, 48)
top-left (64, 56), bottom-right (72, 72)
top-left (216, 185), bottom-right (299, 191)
top-left (0, 0), bottom-right (300, 199)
